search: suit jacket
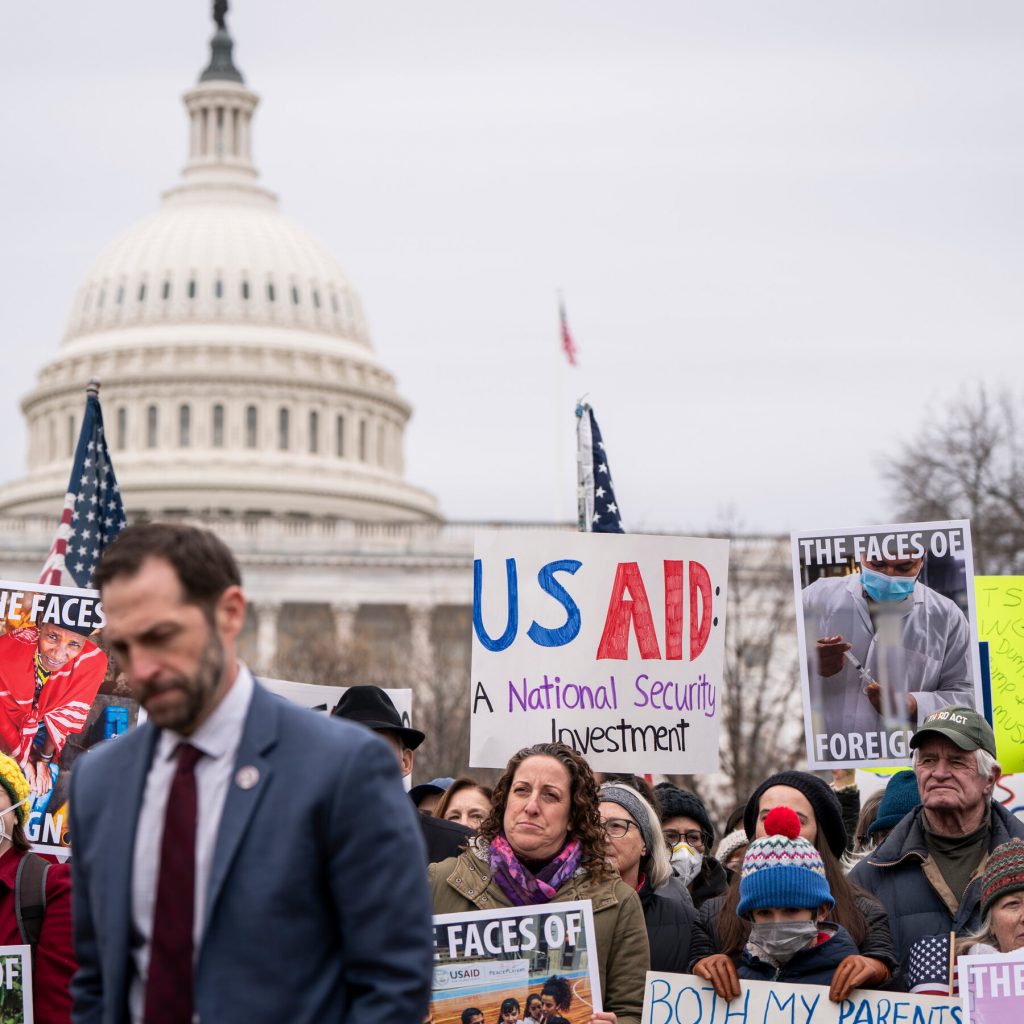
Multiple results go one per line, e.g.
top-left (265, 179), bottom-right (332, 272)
top-left (69, 681), bottom-right (433, 1024)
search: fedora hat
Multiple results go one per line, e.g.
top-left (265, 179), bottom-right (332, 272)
top-left (331, 685), bottom-right (425, 750)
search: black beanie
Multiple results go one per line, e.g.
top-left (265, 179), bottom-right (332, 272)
top-left (657, 786), bottom-right (715, 845)
top-left (743, 771), bottom-right (847, 858)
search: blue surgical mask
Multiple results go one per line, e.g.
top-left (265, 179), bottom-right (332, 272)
top-left (861, 565), bottom-right (917, 603)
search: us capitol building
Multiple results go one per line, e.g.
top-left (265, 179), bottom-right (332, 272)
top-left (0, 12), bottom-right (793, 777)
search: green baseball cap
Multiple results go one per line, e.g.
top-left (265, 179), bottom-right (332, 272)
top-left (909, 705), bottom-right (996, 758)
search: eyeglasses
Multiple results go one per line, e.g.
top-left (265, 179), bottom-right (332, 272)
top-left (662, 829), bottom-right (706, 849)
top-left (601, 818), bottom-right (640, 839)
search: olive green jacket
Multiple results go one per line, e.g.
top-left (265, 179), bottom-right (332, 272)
top-left (429, 847), bottom-right (650, 1024)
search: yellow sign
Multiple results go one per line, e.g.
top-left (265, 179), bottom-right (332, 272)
top-left (975, 576), bottom-right (1024, 774)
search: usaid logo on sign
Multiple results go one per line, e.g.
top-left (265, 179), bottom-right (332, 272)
top-left (432, 959), bottom-right (529, 991)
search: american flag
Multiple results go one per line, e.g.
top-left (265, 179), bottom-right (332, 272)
top-left (38, 382), bottom-right (127, 589)
top-left (559, 298), bottom-right (579, 367)
top-left (906, 933), bottom-right (957, 995)
top-left (576, 402), bottom-right (623, 533)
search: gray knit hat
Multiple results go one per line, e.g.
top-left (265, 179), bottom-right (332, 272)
top-left (599, 783), bottom-right (656, 855)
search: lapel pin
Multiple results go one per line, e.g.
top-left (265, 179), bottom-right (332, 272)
top-left (235, 765), bottom-right (260, 790)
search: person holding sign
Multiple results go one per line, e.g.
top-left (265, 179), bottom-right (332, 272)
top-left (429, 742), bottom-right (649, 1024)
top-left (598, 782), bottom-right (698, 973)
top-left (906, 838), bottom-right (1024, 994)
top-left (805, 551), bottom-right (973, 743)
top-left (693, 770), bottom-right (895, 1001)
top-left (733, 806), bottom-right (859, 985)
top-left (849, 707), bottom-right (1024, 973)
top-left (0, 752), bottom-right (76, 1024)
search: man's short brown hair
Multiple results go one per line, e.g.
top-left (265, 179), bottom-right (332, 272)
top-left (93, 523), bottom-right (241, 610)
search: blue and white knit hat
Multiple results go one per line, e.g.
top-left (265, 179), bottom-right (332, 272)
top-left (736, 806), bottom-right (834, 918)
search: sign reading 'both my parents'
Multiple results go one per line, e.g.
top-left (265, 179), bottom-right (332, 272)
top-left (469, 530), bottom-right (730, 773)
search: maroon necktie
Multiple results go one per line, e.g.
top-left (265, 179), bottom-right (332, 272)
top-left (144, 743), bottom-right (202, 1024)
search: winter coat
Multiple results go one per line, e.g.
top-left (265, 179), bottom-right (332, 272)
top-left (738, 924), bottom-right (859, 986)
top-left (848, 802), bottom-right (1024, 978)
top-left (691, 887), bottom-right (896, 972)
top-left (421, 815), bottom-right (474, 864)
top-left (0, 847), bottom-right (76, 1024)
top-left (639, 877), bottom-right (697, 974)
top-left (429, 843), bottom-right (650, 1024)
top-left (689, 853), bottom-right (728, 908)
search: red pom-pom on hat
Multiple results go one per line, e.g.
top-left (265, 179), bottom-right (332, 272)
top-left (763, 806), bottom-right (801, 840)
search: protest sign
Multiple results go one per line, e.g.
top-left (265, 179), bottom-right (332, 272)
top-left (432, 901), bottom-right (601, 1024)
top-left (0, 946), bottom-right (32, 1024)
top-left (0, 579), bottom-right (138, 858)
top-left (644, 972), bottom-right (961, 1024)
top-left (470, 529), bottom-right (729, 773)
top-left (261, 677), bottom-right (412, 722)
top-left (791, 522), bottom-right (982, 769)
top-left (261, 677), bottom-right (414, 789)
top-left (958, 948), bottom-right (1024, 1024)
top-left (974, 577), bottom-right (1024, 774)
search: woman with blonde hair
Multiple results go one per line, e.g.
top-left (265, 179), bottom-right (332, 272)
top-left (599, 782), bottom-right (698, 973)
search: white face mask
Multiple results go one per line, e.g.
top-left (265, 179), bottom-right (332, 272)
top-left (670, 841), bottom-right (703, 886)
top-left (0, 798), bottom-right (30, 845)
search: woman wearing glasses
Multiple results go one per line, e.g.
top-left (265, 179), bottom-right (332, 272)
top-left (429, 743), bottom-right (649, 1024)
top-left (598, 783), bottom-right (699, 973)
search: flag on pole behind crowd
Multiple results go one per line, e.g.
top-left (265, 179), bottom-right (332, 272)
top-left (39, 380), bottom-right (127, 589)
top-left (576, 402), bottom-right (623, 533)
top-left (559, 296), bottom-right (578, 367)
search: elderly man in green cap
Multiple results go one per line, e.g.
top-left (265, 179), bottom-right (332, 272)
top-left (850, 706), bottom-right (1024, 979)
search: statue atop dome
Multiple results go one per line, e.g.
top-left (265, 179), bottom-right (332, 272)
top-left (201, 0), bottom-right (244, 84)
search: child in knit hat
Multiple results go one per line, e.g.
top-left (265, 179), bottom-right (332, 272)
top-left (736, 806), bottom-right (859, 985)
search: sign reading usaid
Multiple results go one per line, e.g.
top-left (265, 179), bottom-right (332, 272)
top-left (470, 529), bottom-right (730, 773)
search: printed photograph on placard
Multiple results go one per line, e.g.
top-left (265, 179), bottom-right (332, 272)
top-left (0, 580), bottom-right (140, 856)
top-left (431, 902), bottom-right (602, 1024)
top-left (791, 521), bottom-right (982, 769)
top-left (0, 945), bottom-right (33, 1024)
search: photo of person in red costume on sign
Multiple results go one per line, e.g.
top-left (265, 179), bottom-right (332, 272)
top-left (0, 618), bottom-right (107, 796)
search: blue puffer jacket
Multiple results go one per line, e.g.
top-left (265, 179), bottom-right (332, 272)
top-left (738, 924), bottom-right (858, 986)
top-left (848, 801), bottom-right (1024, 980)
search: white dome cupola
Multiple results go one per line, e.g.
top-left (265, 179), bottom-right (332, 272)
top-left (2, 4), bottom-right (439, 524)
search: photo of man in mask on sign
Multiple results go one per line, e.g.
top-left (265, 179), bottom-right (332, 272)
top-left (794, 522), bottom-right (981, 769)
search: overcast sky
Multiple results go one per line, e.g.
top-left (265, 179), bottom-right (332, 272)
top-left (2, 2), bottom-right (1022, 534)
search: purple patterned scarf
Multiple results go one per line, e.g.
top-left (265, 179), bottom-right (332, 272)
top-left (487, 834), bottom-right (583, 906)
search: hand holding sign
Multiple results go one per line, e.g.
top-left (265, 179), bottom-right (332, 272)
top-left (692, 954), bottom-right (741, 1001)
top-left (828, 955), bottom-right (891, 1003)
top-left (817, 636), bottom-right (852, 677)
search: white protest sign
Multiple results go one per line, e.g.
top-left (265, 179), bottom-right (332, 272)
top-left (643, 972), bottom-right (961, 1024)
top-left (432, 901), bottom-right (602, 1023)
top-left (470, 529), bottom-right (729, 772)
top-left (261, 677), bottom-right (412, 724)
top-left (791, 521), bottom-right (982, 770)
top-left (0, 945), bottom-right (33, 1024)
top-left (959, 947), bottom-right (1024, 1024)
top-left (261, 679), bottom-right (414, 790)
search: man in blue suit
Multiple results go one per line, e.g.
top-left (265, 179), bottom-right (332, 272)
top-left (70, 523), bottom-right (433, 1024)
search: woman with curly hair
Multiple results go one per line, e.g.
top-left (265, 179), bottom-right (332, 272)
top-left (429, 743), bottom-right (649, 1024)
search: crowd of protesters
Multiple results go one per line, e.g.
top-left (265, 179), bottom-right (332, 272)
top-left (6, 523), bottom-right (1024, 1024)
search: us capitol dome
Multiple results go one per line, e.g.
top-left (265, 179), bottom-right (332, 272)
top-left (0, 14), bottom-right (437, 525)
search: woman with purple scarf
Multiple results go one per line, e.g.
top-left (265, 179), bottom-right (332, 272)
top-left (429, 743), bottom-right (650, 1024)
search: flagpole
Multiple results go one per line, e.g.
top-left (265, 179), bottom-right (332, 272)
top-left (555, 290), bottom-right (565, 522)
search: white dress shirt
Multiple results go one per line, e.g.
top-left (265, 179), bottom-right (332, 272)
top-left (129, 663), bottom-right (255, 1024)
